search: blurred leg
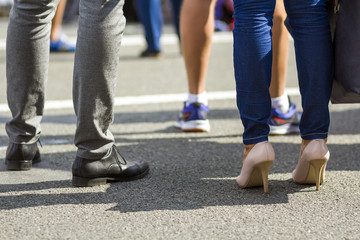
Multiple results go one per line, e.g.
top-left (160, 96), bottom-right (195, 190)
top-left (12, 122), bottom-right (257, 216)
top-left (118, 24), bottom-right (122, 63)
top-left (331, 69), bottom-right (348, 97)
top-left (269, 0), bottom-right (288, 99)
top-left (51, 0), bottom-right (67, 41)
top-left (135, 0), bottom-right (163, 52)
top-left (170, 0), bottom-right (183, 40)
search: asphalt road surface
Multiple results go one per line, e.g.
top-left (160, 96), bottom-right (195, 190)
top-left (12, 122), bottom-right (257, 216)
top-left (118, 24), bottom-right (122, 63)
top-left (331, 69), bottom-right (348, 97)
top-left (0, 18), bottom-right (359, 240)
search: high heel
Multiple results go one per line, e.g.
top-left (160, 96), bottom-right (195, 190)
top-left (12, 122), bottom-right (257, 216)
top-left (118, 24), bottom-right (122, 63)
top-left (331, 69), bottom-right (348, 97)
top-left (292, 139), bottom-right (330, 191)
top-left (236, 142), bottom-right (275, 193)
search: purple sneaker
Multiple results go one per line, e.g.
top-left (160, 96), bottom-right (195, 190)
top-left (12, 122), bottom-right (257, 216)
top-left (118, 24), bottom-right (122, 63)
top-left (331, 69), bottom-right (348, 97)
top-left (50, 33), bottom-right (76, 52)
top-left (268, 101), bottom-right (302, 135)
top-left (175, 102), bottom-right (210, 132)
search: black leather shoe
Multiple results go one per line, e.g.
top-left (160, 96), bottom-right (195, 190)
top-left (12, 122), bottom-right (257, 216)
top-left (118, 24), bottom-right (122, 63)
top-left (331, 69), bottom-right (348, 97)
top-left (72, 145), bottom-right (150, 187)
top-left (5, 142), bottom-right (41, 170)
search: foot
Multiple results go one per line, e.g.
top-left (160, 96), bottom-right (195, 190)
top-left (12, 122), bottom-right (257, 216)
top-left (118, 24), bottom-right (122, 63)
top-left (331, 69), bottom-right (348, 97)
top-left (174, 102), bottom-right (210, 132)
top-left (50, 33), bottom-right (76, 52)
top-left (268, 99), bottom-right (302, 135)
top-left (139, 49), bottom-right (162, 58)
top-left (5, 142), bottom-right (41, 170)
top-left (72, 145), bottom-right (149, 187)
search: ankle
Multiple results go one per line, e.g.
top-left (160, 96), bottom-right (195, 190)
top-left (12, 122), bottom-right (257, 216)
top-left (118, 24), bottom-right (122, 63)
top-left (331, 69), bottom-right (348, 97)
top-left (186, 91), bottom-right (208, 106)
top-left (271, 92), bottom-right (289, 114)
top-left (300, 138), bottom-right (327, 155)
top-left (243, 143), bottom-right (256, 161)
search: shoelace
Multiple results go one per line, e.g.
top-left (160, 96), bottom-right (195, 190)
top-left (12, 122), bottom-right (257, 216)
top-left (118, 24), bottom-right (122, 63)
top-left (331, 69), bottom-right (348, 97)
top-left (113, 145), bottom-right (127, 165)
top-left (37, 138), bottom-right (43, 148)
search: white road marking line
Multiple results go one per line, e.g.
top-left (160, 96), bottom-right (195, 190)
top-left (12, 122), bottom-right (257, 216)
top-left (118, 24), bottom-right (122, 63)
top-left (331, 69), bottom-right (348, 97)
top-left (0, 88), bottom-right (300, 112)
top-left (0, 139), bottom-right (71, 151)
top-left (0, 146), bottom-right (7, 151)
top-left (0, 32), bottom-right (233, 50)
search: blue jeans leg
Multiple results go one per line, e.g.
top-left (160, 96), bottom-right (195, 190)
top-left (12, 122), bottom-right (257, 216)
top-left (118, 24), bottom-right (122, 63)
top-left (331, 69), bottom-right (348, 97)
top-left (135, 0), bottom-right (163, 51)
top-left (284, 0), bottom-right (333, 140)
top-left (233, 0), bottom-right (276, 145)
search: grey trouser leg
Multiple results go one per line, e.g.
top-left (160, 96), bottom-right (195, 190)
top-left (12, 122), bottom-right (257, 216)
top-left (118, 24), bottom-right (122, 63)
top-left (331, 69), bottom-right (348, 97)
top-left (6, 0), bottom-right (59, 144)
top-left (73, 0), bottom-right (126, 159)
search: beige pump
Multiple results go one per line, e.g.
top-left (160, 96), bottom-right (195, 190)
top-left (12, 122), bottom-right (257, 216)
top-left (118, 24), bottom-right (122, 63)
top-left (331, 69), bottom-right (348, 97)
top-left (292, 139), bottom-right (330, 191)
top-left (236, 142), bottom-right (275, 193)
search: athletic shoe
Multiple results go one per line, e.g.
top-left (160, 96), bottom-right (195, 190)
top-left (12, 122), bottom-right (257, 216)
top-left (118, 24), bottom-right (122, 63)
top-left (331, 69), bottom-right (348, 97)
top-left (268, 101), bottom-right (302, 135)
top-left (5, 142), bottom-right (41, 171)
top-left (175, 102), bottom-right (210, 132)
top-left (140, 49), bottom-right (162, 58)
top-left (50, 33), bottom-right (76, 52)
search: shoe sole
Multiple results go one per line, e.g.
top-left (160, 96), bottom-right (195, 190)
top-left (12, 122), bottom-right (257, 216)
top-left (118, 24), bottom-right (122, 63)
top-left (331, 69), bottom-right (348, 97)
top-left (6, 160), bottom-right (32, 171)
top-left (72, 168), bottom-right (150, 187)
top-left (6, 157), bottom-right (41, 171)
top-left (175, 120), bottom-right (210, 132)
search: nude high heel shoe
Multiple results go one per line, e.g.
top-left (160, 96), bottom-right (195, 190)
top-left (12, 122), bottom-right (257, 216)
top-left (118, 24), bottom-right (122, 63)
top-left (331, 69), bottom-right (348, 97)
top-left (292, 139), bottom-right (330, 191)
top-left (236, 141), bottom-right (275, 193)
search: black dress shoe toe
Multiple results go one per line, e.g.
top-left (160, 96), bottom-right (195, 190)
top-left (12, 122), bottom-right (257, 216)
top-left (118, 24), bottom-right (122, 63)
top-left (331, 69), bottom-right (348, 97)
top-left (5, 142), bottom-right (41, 171)
top-left (72, 145), bottom-right (149, 187)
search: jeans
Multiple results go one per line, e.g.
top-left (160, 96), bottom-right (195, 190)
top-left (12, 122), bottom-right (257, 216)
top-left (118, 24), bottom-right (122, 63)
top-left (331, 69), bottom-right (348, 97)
top-left (233, 0), bottom-right (333, 145)
top-left (6, 0), bottom-right (126, 159)
top-left (135, 0), bottom-right (182, 51)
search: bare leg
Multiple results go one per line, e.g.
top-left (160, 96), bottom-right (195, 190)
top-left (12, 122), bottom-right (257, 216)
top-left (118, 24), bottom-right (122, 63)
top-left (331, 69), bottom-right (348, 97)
top-left (175, 0), bottom-right (216, 132)
top-left (180, 0), bottom-right (217, 95)
top-left (269, 0), bottom-right (288, 98)
top-left (50, 0), bottom-right (76, 52)
top-left (50, 0), bottom-right (67, 41)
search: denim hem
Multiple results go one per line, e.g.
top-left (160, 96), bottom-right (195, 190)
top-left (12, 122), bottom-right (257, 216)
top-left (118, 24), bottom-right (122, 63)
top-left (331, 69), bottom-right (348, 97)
top-left (243, 135), bottom-right (269, 145)
top-left (301, 132), bottom-right (328, 140)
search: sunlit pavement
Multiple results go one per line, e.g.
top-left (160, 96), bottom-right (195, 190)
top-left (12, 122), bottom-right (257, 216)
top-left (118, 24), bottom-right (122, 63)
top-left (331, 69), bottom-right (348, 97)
top-left (0, 18), bottom-right (359, 240)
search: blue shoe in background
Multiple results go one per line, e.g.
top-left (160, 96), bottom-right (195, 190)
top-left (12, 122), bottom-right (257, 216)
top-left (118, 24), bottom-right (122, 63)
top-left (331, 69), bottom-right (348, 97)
top-left (268, 100), bottom-right (302, 135)
top-left (50, 33), bottom-right (76, 52)
top-left (175, 102), bottom-right (210, 132)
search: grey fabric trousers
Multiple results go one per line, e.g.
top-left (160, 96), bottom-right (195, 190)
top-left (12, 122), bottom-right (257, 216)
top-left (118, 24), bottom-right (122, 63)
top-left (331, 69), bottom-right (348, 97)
top-left (6, 0), bottom-right (125, 159)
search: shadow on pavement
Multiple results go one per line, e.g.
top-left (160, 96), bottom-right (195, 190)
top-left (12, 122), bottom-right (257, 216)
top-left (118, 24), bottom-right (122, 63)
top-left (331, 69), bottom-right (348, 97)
top-left (0, 107), bottom-right (359, 134)
top-left (0, 135), bottom-right (359, 212)
top-left (0, 107), bottom-right (359, 211)
top-left (0, 108), bottom-right (239, 125)
top-left (0, 173), bottom-right (305, 212)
